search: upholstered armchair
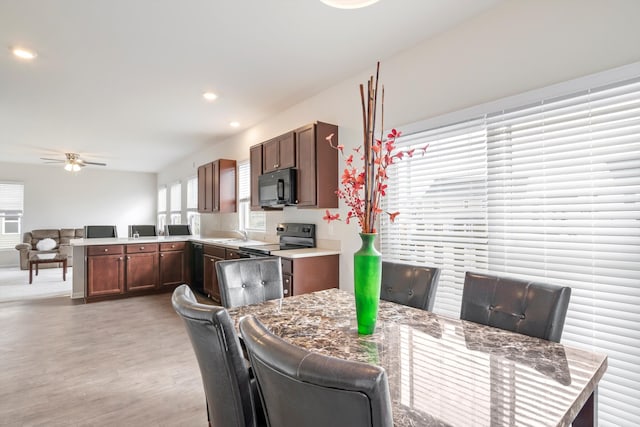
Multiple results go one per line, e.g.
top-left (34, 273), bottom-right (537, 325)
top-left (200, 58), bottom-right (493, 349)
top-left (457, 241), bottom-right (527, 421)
top-left (15, 228), bottom-right (84, 270)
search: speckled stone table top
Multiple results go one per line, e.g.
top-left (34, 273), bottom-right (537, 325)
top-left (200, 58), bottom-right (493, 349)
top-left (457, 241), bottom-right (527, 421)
top-left (228, 288), bottom-right (607, 427)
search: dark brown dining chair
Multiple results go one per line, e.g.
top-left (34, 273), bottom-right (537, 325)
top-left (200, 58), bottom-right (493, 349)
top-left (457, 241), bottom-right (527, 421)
top-left (215, 257), bottom-right (283, 308)
top-left (239, 315), bottom-right (393, 427)
top-left (127, 224), bottom-right (156, 237)
top-left (460, 271), bottom-right (571, 342)
top-left (164, 224), bottom-right (191, 236)
top-left (380, 261), bottom-right (440, 311)
top-left (84, 225), bottom-right (118, 238)
top-left (171, 285), bottom-right (265, 427)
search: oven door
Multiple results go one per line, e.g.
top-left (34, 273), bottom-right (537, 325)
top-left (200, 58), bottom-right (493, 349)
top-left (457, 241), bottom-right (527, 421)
top-left (236, 247), bottom-right (272, 258)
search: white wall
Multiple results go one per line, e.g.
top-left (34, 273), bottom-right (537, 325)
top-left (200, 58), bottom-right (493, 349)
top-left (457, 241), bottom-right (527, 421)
top-left (0, 162), bottom-right (156, 267)
top-left (157, 0), bottom-right (640, 292)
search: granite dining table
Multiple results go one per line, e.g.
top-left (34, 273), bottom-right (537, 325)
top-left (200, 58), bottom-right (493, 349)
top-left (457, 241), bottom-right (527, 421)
top-left (227, 288), bottom-right (607, 427)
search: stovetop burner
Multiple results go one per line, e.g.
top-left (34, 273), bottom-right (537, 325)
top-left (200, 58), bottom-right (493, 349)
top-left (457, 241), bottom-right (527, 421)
top-left (238, 223), bottom-right (316, 256)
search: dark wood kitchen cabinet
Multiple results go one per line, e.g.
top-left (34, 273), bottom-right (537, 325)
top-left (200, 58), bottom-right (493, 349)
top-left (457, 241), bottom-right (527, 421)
top-left (197, 162), bottom-right (213, 212)
top-left (280, 254), bottom-right (339, 297)
top-left (295, 122), bottom-right (338, 208)
top-left (203, 245), bottom-right (226, 303)
top-left (159, 242), bottom-right (186, 287)
top-left (86, 245), bottom-right (125, 298)
top-left (263, 131), bottom-right (295, 173)
top-left (250, 144), bottom-right (263, 210)
top-left (84, 240), bottom-right (190, 302)
top-left (125, 243), bottom-right (158, 292)
top-left (198, 159), bottom-right (237, 213)
top-left (250, 122), bottom-right (338, 210)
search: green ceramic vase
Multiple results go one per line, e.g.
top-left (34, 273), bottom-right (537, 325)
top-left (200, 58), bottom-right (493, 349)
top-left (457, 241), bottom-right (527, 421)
top-left (353, 232), bottom-right (382, 335)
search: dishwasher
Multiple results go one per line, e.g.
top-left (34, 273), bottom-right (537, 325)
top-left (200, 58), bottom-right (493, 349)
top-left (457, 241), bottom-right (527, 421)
top-left (190, 242), bottom-right (204, 295)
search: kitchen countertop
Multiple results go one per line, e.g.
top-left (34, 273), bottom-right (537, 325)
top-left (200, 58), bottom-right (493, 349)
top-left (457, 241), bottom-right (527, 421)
top-left (70, 236), bottom-right (340, 257)
top-left (271, 247), bottom-right (340, 258)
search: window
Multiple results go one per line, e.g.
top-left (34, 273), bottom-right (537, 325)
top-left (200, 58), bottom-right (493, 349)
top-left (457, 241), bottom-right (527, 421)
top-left (170, 182), bottom-right (182, 225)
top-left (157, 186), bottom-right (167, 233)
top-left (0, 182), bottom-right (24, 249)
top-left (382, 66), bottom-right (640, 426)
top-left (238, 160), bottom-right (265, 231)
top-left (186, 176), bottom-right (200, 235)
top-left (381, 119), bottom-right (489, 316)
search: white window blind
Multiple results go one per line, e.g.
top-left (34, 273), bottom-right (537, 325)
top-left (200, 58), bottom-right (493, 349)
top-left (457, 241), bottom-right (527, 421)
top-left (238, 160), bottom-right (250, 202)
top-left (186, 177), bottom-right (200, 235)
top-left (382, 72), bottom-right (640, 426)
top-left (170, 182), bottom-right (181, 224)
top-left (381, 118), bottom-right (489, 316)
top-left (238, 159), bottom-right (265, 231)
top-left (186, 177), bottom-right (198, 210)
top-left (0, 182), bottom-right (24, 249)
top-left (485, 78), bottom-right (640, 427)
top-left (157, 186), bottom-right (167, 233)
top-left (157, 186), bottom-right (167, 213)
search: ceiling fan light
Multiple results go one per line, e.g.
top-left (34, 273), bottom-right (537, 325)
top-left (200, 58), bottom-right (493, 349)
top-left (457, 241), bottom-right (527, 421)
top-left (11, 47), bottom-right (37, 60)
top-left (72, 163), bottom-right (81, 172)
top-left (64, 162), bottom-right (73, 172)
top-left (320, 0), bottom-right (380, 9)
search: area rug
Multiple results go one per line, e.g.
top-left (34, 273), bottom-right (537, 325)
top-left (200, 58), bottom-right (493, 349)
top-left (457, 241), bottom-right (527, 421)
top-left (0, 267), bottom-right (72, 302)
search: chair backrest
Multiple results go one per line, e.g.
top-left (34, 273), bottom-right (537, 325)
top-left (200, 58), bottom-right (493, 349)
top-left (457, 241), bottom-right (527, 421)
top-left (128, 224), bottom-right (157, 237)
top-left (171, 285), bottom-right (260, 427)
top-left (165, 224), bottom-right (191, 236)
top-left (239, 315), bottom-right (393, 427)
top-left (380, 261), bottom-right (440, 311)
top-left (460, 271), bottom-right (571, 342)
top-left (215, 257), bottom-right (283, 308)
top-left (84, 225), bottom-right (118, 238)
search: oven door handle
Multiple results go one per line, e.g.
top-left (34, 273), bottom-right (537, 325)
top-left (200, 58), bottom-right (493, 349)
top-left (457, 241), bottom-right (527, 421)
top-left (237, 250), bottom-right (268, 258)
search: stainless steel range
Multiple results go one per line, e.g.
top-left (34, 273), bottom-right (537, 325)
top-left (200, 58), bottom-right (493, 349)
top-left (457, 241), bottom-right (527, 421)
top-left (237, 223), bottom-right (315, 257)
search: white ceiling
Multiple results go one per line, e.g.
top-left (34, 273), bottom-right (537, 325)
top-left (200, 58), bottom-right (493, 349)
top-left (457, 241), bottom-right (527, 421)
top-left (0, 0), bottom-right (503, 173)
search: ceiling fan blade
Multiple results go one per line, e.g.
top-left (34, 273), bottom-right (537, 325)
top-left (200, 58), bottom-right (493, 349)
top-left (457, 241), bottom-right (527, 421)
top-left (81, 161), bottom-right (107, 166)
top-left (40, 157), bottom-right (65, 163)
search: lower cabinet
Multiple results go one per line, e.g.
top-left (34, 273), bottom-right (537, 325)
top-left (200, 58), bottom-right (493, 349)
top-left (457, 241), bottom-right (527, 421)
top-left (280, 255), bottom-right (339, 296)
top-left (85, 241), bottom-right (187, 302)
top-left (87, 245), bottom-right (125, 297)
top-left (125, 244), bottom-right (158, 292)
top-left (203, 245), bottom-right (225, 303)
top-left (159, 242), bottom-right (187, 287)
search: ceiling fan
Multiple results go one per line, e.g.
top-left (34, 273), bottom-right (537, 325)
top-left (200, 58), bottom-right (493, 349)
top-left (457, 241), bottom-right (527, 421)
top-left (40, 152), bottom-right (107, 172)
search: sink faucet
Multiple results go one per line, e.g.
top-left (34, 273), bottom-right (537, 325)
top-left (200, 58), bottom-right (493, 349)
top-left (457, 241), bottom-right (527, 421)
top-left (234, 229), bottom-right (248, 241)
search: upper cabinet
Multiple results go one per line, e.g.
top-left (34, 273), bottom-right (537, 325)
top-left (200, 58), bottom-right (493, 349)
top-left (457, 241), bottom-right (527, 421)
top-left (295, 122), bottom-right (338, 209)
top-left (263, 131), bottom-right (295, 173)
top-left (197, 162), bottom-right (213, 212)
top-left (250, 145), bottom-right (263, 211)
top-left (250, 121), bottom-right (338, 210)
top-left (197, 159), bottom-right (237, 213)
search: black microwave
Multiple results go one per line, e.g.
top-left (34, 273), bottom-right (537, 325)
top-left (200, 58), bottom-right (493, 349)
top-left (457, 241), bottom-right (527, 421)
top-left (258, 168), bottom-right (297, 207)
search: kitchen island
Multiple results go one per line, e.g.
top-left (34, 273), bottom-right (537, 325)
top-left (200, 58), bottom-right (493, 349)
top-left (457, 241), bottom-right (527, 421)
top-left (70, 236), bottom-right (340, 302)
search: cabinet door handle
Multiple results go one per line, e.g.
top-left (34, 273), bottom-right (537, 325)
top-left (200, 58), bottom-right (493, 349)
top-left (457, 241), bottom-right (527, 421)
top-left (140, 246), bottom-right (144, 250)
top-left (160, 254), bottom-right (164, 257)
top-left (104, 248), bottom-right (109, 252)
top-left (118, 257), bottom-right (123, 261)
top-left (274, 163), bottom-right (278, 168)
top-left (127, 256), bottom-right (131, 260)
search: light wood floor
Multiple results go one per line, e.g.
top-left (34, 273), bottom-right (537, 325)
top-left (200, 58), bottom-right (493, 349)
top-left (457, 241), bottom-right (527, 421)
top-left (0, 293), bottom-right (209, 426)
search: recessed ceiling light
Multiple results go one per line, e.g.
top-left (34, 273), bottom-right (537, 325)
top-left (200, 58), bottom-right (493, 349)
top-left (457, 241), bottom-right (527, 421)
top-left (230, 121), bottom-right (240, 128)
top-left (320, 0), bottom-right (380, 9)
top-left (202, 92), bottom-right (218, 101)
top-left (11, 47), bottom-right (37, 60)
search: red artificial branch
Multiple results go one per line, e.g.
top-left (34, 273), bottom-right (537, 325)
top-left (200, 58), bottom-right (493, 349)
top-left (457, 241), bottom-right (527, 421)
top-left (323, 63), bottom-right (428, 233)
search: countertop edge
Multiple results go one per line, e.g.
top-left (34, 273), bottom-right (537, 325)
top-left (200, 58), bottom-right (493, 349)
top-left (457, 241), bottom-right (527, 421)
top-left (71, 236), bottom-right (341, 256)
